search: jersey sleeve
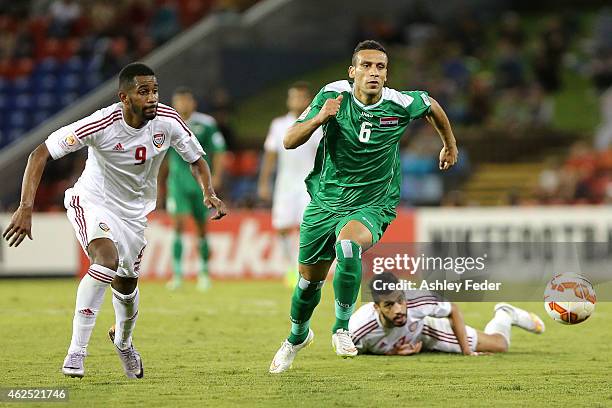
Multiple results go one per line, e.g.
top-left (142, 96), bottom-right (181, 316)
top-left (406, 293), bottom-right (452, 319)
top-left (170, 117), bottom-right (205, 163)
top-left (44, 108), bottom-right (111, 159)
top-left (402, 90), bottom-right (432, 120)
top-left (295, 88), bottom-right (328, 123)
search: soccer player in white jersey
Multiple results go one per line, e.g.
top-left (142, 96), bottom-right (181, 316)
top-left (257, 82), bottom-right (323, 287)
top-left (349, 273), bottom-right (545, 356)
top-left (2, 63), bottom-right (228, 379)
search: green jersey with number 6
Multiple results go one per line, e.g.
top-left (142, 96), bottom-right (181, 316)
top-left (297, 80), bottom-right (432, 213)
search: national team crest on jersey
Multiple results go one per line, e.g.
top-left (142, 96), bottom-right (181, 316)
top-left (153, 133), bottom-right (165, 148)
top-left (99, 222), bottom-right (110, 232)
top-left (379, 117), bottom-right (399, 127)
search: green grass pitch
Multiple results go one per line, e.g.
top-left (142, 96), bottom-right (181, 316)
top-left (0, 279), bottom-right (610, 407)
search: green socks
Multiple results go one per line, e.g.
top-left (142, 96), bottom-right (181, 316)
top-left (172, 235), bottom-right (183, 278)
top-left (288, 277), bottom-right (325, 345)
top-left (332, 240), bottom-right (362, 333)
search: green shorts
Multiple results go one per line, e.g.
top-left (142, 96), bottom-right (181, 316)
top-left (298, 200), bottom-right (396, 264)
top-left (166, 181), bottom-right (208, 223)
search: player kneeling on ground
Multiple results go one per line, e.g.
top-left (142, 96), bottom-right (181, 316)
top-left (349, 272), bottom-right (545, 356)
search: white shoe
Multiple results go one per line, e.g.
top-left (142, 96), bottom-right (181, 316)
top-left (332, 329), bottom-right (358, 358)
top-left (269, 329), bottom-right (314, 374)
top-left (62, 351), bottom-right (86, 378)
top-left (495, 303), bottom-right (545, 334)
top-left (109, 325), bottom-right (144, 379)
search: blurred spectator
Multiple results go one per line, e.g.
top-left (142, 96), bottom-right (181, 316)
top-left (150, 0), bottom-right (181, 44)
top-left (100, 36), bottom-right (131, 79)
top-left (48, 0), bottom-right (81, 38)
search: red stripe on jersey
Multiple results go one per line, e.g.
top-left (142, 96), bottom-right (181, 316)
top-left (352, 324), bottom-right (378, 344)
top-left (157, 112), bottom-right (193, 136)
top-left (407, 301), bottom-right (439, 309)
top-left (422, 328), bottom-right (458, 345)
top-left (352, 319), bottom-right (377, 338)
top-left (75, 110), bottom-right (121, 136)
top-left (75, 196), bottom-right (88, 244)
top-left (78, 114), bottom-right (122, 139)
top-left (156, 107), bottom-right (193, 135)
top-left (423, 324), bottom-right (458, 341)
top-left (157, 106), bottom-right (191, 129)
top-left (407, 296), bottom-right (438, 303)
top-left (70, 197), bottom-right (87, 246)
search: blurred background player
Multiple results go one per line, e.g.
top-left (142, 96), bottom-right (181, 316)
top-left (350, 273), bottom-right (545, 356)
top-left (257, 82), bottom-right (323, 287)
top-left (269, 40), bottom-right (458, 374)
top-left (161, 87), bottom-right (227, 291)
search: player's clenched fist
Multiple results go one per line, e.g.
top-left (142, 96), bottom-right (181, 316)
top-left (204, 194), bottom-right (228, 220)
top-left (316, 95), bottom-right (343, 124)
top-left (439, 144), bottom-right (458, 170)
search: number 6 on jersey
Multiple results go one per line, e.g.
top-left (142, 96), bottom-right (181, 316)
top-left (358, 122), bottom-right (372, 143)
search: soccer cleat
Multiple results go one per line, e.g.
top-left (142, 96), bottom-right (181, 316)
top-left (269, 329), bottom-right (314, 374)
top-left (332, 329), bottom-right (358, 358)
top-left (62, 351), bottom-right (87, 378)
top-left (495, 303), bottom-right (545, 334)
top-left (108, 325), bottom-right (144, 379)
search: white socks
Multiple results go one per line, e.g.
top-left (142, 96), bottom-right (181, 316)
top-left (111, 287), bottom-right (139, 350)
top-left (68, 264), bottom-right (115, 354)
top-left (484, 309), bottom-right (513, 347)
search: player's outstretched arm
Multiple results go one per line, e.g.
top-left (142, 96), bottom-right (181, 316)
top-left (189, 157), bottom-right (228, 220)
top-left (424, 97), bottom-right (458, 170)
top-left (2, 143), bottom-right (51, 247)
top-left (447, 303), bottom-right (476, 356)
top-left (284, 95), bottom-right (343, 149)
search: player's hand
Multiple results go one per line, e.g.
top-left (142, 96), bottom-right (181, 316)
top-left (387, 341), bottom-right (422, 356)
top-left (439, 144), bottom-right (458, 170)
top-left (465, 351), bottom-right (492, 356)
top-left (204, 194), bottom-right (228, 220)
top-left (2, 205), bottom-right (34, 247)
top-left (316, 95), bottom-right (343, 124)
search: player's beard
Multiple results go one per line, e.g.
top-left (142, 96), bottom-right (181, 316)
top-left (142, 104), bottom-right (157, 120)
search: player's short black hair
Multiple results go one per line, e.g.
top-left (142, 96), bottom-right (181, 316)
top-left (370, 272), bottom-right (400, 303)
top-left (119, 62), bottom-right (155, 90)
top-left (352, 40), bottom-right (387, 66)
top-left (289, 81), bottom-right (312, 95)
top-left (173, 86), bottom-right (195, 97)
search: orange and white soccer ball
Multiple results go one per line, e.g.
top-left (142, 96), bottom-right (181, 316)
top-left (544, 273), bottom-right (596, 325)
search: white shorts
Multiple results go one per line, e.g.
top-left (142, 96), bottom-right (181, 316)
top-left (64, 188), bottom-right (147, 278)
top-left (271, 189), bottom-right (310, 230)
top-left (420, 316), bottom-right (478, 353)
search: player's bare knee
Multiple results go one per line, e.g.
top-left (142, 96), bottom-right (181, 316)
top-left (87, 238), bottom-right (119, 271)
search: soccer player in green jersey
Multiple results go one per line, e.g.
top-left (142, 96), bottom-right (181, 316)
top-left (269, 40), bottom-right (458, 373)
top-left (163, 87), bottom-right (227, 291)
